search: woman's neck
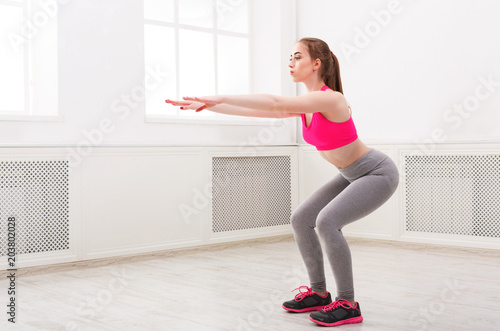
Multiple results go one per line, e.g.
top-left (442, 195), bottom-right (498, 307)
top-left (304, 80), bottom-right (327, 93)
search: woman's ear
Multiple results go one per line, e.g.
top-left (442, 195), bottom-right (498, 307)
top-left (313, 58), bottom-right (321, 71)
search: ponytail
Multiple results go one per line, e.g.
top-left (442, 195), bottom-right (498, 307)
top-left (327, 51), bottom-right (343, 94)
top-left (298, 38), bottom-right (344, 94)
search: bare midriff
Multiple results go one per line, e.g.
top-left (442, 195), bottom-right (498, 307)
top-left (318, 138), bottom-right (371, 169)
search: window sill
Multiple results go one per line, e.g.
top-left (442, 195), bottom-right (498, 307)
top-left (145, 115), bottom-right (294, 126)
top-left (0, 114), bottom-right (64, 122)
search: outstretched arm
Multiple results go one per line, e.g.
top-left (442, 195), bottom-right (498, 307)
top-left (183, 91), bottom-right (346, 115)
top-left (207, 104), bottom-right (299, 118)
top-left (165, 99), bottom-right (298, 118)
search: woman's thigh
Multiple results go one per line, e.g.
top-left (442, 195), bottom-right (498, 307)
top-left (291, 173), bottom-right (350, 228)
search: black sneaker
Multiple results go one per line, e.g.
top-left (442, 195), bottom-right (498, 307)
top-left (309, 298), bottom-right (363, 326)
top-left (282, 286), bottom-right (332, 313)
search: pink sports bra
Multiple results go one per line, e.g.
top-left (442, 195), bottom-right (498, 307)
top-left (301, 85), bottom-right (358, 151)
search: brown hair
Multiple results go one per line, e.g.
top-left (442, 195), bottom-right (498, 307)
top-left (298, 37), bottom-right (343, 94)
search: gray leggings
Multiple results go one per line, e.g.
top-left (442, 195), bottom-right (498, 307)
top-left (291, 149), bottom-right (399, 302)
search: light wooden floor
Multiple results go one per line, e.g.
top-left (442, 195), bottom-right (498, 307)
top-left (1, 236), bottom-right (500, 331)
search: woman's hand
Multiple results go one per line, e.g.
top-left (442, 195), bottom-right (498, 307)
top-left (165, 95), bottom-right (223, 112)
top-left (165, 99), bottom-right (208, 112)
top-left (182, 95), bottom-right (223, 109)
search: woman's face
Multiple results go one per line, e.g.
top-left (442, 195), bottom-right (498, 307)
top-left (289, 42), bottom-right (316, 83)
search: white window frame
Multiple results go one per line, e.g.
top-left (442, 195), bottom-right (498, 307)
top-left (144, 0), bottom-right (274, 126)
top-left (0, 0), bottom-right (62, 122)
top-left (0, 0), bottom-right (29, 117)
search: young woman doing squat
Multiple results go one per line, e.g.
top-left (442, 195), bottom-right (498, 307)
top-left (166, 37), bottom-right (399, 327)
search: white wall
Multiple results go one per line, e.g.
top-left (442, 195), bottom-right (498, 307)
top-left (3, 0), bottom-right (499, 147)
top-left (0, 0), bottom-right (297, 147)
top-left (2, 1), bottom-right (500, 271)
top-left (5, 140), bottom-right (499, 270)
top-left (297, 0), bottom-right (500, 144)
top-left (0, 145), bottom-right (299, 269)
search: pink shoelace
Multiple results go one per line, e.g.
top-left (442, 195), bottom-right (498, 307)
top-left (322, 298), bottom-right (356, 312)
top-left (292, 286), bottom-right (317, 302)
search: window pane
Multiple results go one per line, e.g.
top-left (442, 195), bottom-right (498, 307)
top-left (217, 0), bottom-right (248, 34)
top-left (179, 0), bottom-right (213, 29)
top-left (144, 0), bottom-right (174, 23)
top-left (217, 35), bottom-right (249, 95)
top-left (144, 25), bottom-right (177, 116)
top-left (179, 29), bottom-right (215, 96)
top-left (179, 29), bottom-right (215, 118)
top-left (0, 5), bottom-right (24, 112)
top-left (30, 0), bottom-right (58, 116)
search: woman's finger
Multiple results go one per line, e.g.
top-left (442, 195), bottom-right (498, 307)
top-left (165, 99), bottom-right (191, 106)
top-left (166, 98), bottom-right (208, 112)
top-left (183, 96), bottom-right (213, 103)
top-left (196, 105), bottom-right (207, 112)
top-left (165, 99), bottom-right (182, 105)
top-left (182, 96), bottom-right (200, 102)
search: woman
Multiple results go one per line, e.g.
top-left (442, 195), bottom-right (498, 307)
top-left (166, 37), bottom-right (399, 327)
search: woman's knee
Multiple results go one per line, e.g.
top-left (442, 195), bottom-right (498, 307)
top-left (315, 210), bottom-right (340, 235)
top-left (316, 213), bottom-right (345, 250)
top-left (316, 212), bottom-right (333, 235)
top-left (290, 209), bottom-right (304, 230)
top-left (290, 207), bottom-right (314, 230)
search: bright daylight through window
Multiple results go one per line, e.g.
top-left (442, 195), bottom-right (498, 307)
top-left (144, 0), bottom-right (252, 122)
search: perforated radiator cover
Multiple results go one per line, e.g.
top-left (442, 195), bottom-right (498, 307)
top-left (405, 155), bottom-right (500, 238)
top-left (0, 161), bottom-right (69, 255)
top-left (212, 156), bottom-right (292, 233)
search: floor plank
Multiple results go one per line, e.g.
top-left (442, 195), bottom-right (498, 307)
top-left (1, 237), bottom-right (499, 330)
